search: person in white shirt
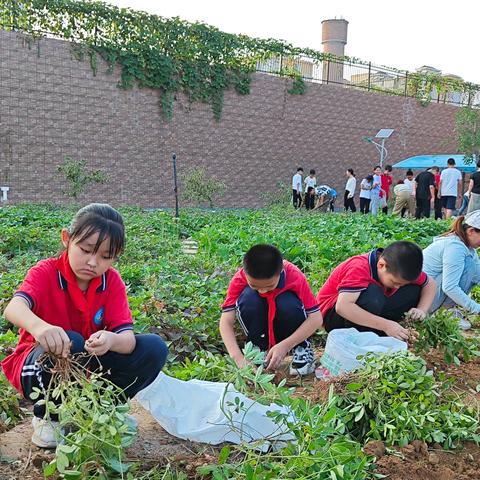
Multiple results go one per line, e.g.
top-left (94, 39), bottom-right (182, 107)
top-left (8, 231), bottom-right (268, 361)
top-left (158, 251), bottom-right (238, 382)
top-left (359, 175), bottom-right (373, 214)
top-left (292, 167), bottom-right (303, 209)
top-left (403, 170), bottom-right (415, 192)
top-left (438, 158), bottom-right (462, 219)
top-left (344, 168), bottom-right (357, 212)
top-left (304, 169), bottom-right (316, 210)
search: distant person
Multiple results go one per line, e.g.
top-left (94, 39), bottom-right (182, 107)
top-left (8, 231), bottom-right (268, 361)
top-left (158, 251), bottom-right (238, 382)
top-left (457, 191), bottom-right (470, 216)
top-left (304, 169), bottom-right (317, 195)
top-left (314, 185), bottom-right (336, 212)
top-left (344, 168), bottom-right (357, 212)
top-left (380, 165), bottom-right (393, 214)
top-left (431, 166), bottom-right (442, 220)
top-left (370, 166), bottom-right (383, 216)
top-left (414, 167), bottom-right (435, 219)
top-left (438, 158), bottom-right (462, 219)
top-left (219, 244), bottom-right (323, 375)
top-left (403, 170), bottom-right (415, 191)
top-left (305, 186), bottom-right (316, 210)
top-left (392, 180), bottom-right (415, 217)
top-left (317, 241), bottom-right (436, 340)
top-left (467, 160), bottom-right (480, 214)
top-left (292, 167), bottom-right (303, 209)
top-left (400, 170), bottom-right (415, 217)
top-left (423, 211), bottom-right (480, 330)
top-left (359, 175), bottom-right (373, 214)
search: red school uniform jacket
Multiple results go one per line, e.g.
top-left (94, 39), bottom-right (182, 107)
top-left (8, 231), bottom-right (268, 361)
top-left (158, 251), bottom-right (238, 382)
top-left (221, 260), bottom-right (320, 348)
top-left (1, 256), bottom-right (134, 396)
top-left (316, 249), bottom-right (428, 317)
top-left (380, 174), bottom-right (393, 199)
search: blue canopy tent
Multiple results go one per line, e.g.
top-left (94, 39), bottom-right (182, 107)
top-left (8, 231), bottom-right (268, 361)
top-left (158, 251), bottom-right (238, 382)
top-left (392, 155), bottom-right (476, 173)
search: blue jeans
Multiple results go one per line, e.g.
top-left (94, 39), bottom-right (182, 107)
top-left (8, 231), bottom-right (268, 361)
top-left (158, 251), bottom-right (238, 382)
top-left (21, 331), bottom-right (168, 418)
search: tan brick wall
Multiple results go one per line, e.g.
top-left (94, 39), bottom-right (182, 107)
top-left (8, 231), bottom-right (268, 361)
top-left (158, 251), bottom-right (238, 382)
top-left (0, 31), bottom-right (458, 208)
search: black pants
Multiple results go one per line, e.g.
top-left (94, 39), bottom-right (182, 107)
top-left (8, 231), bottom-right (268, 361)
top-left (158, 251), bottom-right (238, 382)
top-left (382, 198), bottom-right (389, 214)
top-left (237, 288), bottom-right (307, 351)
top-left (344, 191), bottom-right (356, 212)
top-left (359, 198), bottom-right (370, 214)
top-left (305, 194), bottom-right (315, 210)
top-left (434, 192), bottom-right (442, 219)
top-left (292, 190), bottom-right (302, 209)
top-left (323, 283), bottom-right (421, 336)
top-left (415, 197), bottom-right (431, 219)
top-left (21, 331), bottom-right (168, 418)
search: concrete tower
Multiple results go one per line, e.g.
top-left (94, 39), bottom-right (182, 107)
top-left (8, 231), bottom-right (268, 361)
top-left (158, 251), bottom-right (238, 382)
top-left (321, 18), bottom-right (348, 84)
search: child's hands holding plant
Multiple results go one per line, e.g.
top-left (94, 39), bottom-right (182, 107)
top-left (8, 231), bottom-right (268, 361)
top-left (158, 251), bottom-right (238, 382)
top-left (406, 308), bottom-right (427, 321)
top-left (32, 323), bottom-right (71, 358)
top-left (85, 331), bottom-right (114, 356)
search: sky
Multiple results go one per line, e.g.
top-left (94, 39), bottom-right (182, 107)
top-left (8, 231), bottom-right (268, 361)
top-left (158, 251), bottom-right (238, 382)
top-left (106, 0), bottom-right (479, 85)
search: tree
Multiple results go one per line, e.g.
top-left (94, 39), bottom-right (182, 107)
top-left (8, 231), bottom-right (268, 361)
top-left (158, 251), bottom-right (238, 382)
top-left (57, 156), bottom-right (107, 199)
top-left (181, 167), bottom-right (225, 208)
top-left (456, 106), bottom-right (480, 164)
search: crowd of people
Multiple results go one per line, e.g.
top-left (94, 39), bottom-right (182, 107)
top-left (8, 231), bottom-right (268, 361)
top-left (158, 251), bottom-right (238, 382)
top-left (292, 157), bottom-right (480, 220)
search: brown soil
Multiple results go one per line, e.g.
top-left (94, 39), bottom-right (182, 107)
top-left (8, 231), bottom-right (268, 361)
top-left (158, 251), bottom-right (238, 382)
top-left (374, 440), bottom-right (480, 480)
top-left (1, 345), bottom-right (479, 479)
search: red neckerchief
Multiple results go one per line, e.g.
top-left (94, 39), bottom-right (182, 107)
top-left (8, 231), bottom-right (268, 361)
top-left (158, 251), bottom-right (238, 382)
top-left (258, 290), bottom-right (279, 349)
top-left (56, 251), bottom-right (102, 338)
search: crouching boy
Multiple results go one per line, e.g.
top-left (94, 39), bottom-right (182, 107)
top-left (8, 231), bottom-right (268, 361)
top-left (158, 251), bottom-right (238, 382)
top-left (317, 241), bottom-right (436, 341)
top-left (219, 244), bottom-right (323, 375)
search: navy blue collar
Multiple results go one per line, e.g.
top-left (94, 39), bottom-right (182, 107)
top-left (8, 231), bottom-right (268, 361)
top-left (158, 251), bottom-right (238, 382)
top-left (57, 271), bottom-right (107, 292)
top-left (368, 248), bottom-right (384, 282)
top-left (276, 270), bottom-right (286, 289)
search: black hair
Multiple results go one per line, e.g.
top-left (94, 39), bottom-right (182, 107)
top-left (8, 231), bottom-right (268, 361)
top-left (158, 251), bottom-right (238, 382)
top-left (384, 165), bottom-right (393, 172)
top-left (373, 165), bottom-right (381, 170)
top-left (307, 186), bottom-right (314, 193)
top-left (380, 241), bottom-right (423, 281)
top-left (347, 168), bottom-right (355, 176)
top-left (431, 166), bottom-right (440, 172)
top-left (476, 159), bottom-right (480, 169)
top-left (68, 203), bottom-right (125, 259)
top-left (309, 169), bottom-right (316, 175)
top-left (406, 170), bottom-right (413, 176)
top-left (297, 167), bottom-right (304, 172)
top-left (365, 175), bottom-right (374, 182)
top-left (243, 244), bottom-right (283, 279)
top-left (447, 158), bottom-right (456, 166)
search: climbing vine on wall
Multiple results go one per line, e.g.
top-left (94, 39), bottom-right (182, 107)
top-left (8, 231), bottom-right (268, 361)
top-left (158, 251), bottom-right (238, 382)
top-left (0, 0), bottom-right (321, 120)
top-left (1, 0), bottom-right (478, 119)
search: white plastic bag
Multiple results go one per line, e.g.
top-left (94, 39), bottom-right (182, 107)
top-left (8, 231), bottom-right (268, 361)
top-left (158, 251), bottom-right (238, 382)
top-left (320, 328), bottom-right (407, 375)
top-left (136, 373), bottom-right (295, 450)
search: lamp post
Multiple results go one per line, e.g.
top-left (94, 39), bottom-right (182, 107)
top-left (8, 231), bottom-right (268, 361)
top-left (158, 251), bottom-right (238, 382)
top-left (172, 153), bottom-right (179, 219)
top-left (362, 129), bottom-right (394, 168)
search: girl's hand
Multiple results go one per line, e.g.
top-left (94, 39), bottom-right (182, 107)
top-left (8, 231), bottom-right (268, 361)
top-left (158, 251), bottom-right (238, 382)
top-left (85, 331), bottom-right (114, 356)
top-left (33, 324), bottom-right (71, 358)
top-left (407, 307), bottom-right (426, 321)
top-left (265, 342), bottom-right (289, 371)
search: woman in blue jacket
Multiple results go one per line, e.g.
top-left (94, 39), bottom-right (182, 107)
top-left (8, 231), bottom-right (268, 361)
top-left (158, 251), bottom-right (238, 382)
top-left (423, 210), bottom-right (480, 330)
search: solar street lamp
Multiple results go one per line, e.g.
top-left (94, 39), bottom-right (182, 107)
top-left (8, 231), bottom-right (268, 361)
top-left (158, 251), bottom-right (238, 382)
top-left (363, 129), bottom-right (394, 168)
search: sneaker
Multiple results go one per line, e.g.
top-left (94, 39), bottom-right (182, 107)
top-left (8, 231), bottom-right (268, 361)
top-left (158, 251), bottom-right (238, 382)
top-left (289, 340), bottom-right (315, 376)
top-left (31, 416), bottom-right (60, 449)
top-left (451, 308), bottom-right (472, 331)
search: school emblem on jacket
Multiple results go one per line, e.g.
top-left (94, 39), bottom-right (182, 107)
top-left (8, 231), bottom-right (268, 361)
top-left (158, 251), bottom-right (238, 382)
top-left (93, 307), bottom-right (104, 326)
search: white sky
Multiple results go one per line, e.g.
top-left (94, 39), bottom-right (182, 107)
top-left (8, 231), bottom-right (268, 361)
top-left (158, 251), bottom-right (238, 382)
top-left (107, 0), bottom-right (479, 84)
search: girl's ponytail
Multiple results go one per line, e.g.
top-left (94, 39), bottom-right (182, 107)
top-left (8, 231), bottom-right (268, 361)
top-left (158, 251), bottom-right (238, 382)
top-left (440, 215), bottom-right (469, 245)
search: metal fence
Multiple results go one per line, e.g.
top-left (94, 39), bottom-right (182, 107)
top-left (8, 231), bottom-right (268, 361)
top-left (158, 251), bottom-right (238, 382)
top-left (256, 55), bottom-right (480, 107)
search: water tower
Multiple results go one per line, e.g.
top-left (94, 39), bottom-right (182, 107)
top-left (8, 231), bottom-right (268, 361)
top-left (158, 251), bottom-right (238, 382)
top-left (321, 18), bottom-right (348, 84)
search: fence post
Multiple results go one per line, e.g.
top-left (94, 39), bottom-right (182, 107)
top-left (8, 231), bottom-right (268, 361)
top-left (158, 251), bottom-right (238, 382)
top-left (279, 54), bottom-right (283, 72)
top-left (326, 59), bottom-right (330, 84)
top-left (367, 62), bottom-right (371, 91)
top-left (404, 71), bottom-right (408, 97)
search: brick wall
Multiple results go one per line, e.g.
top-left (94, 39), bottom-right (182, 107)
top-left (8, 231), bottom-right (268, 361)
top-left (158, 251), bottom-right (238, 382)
top-left (0, 30), bottom-right (458, 208)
